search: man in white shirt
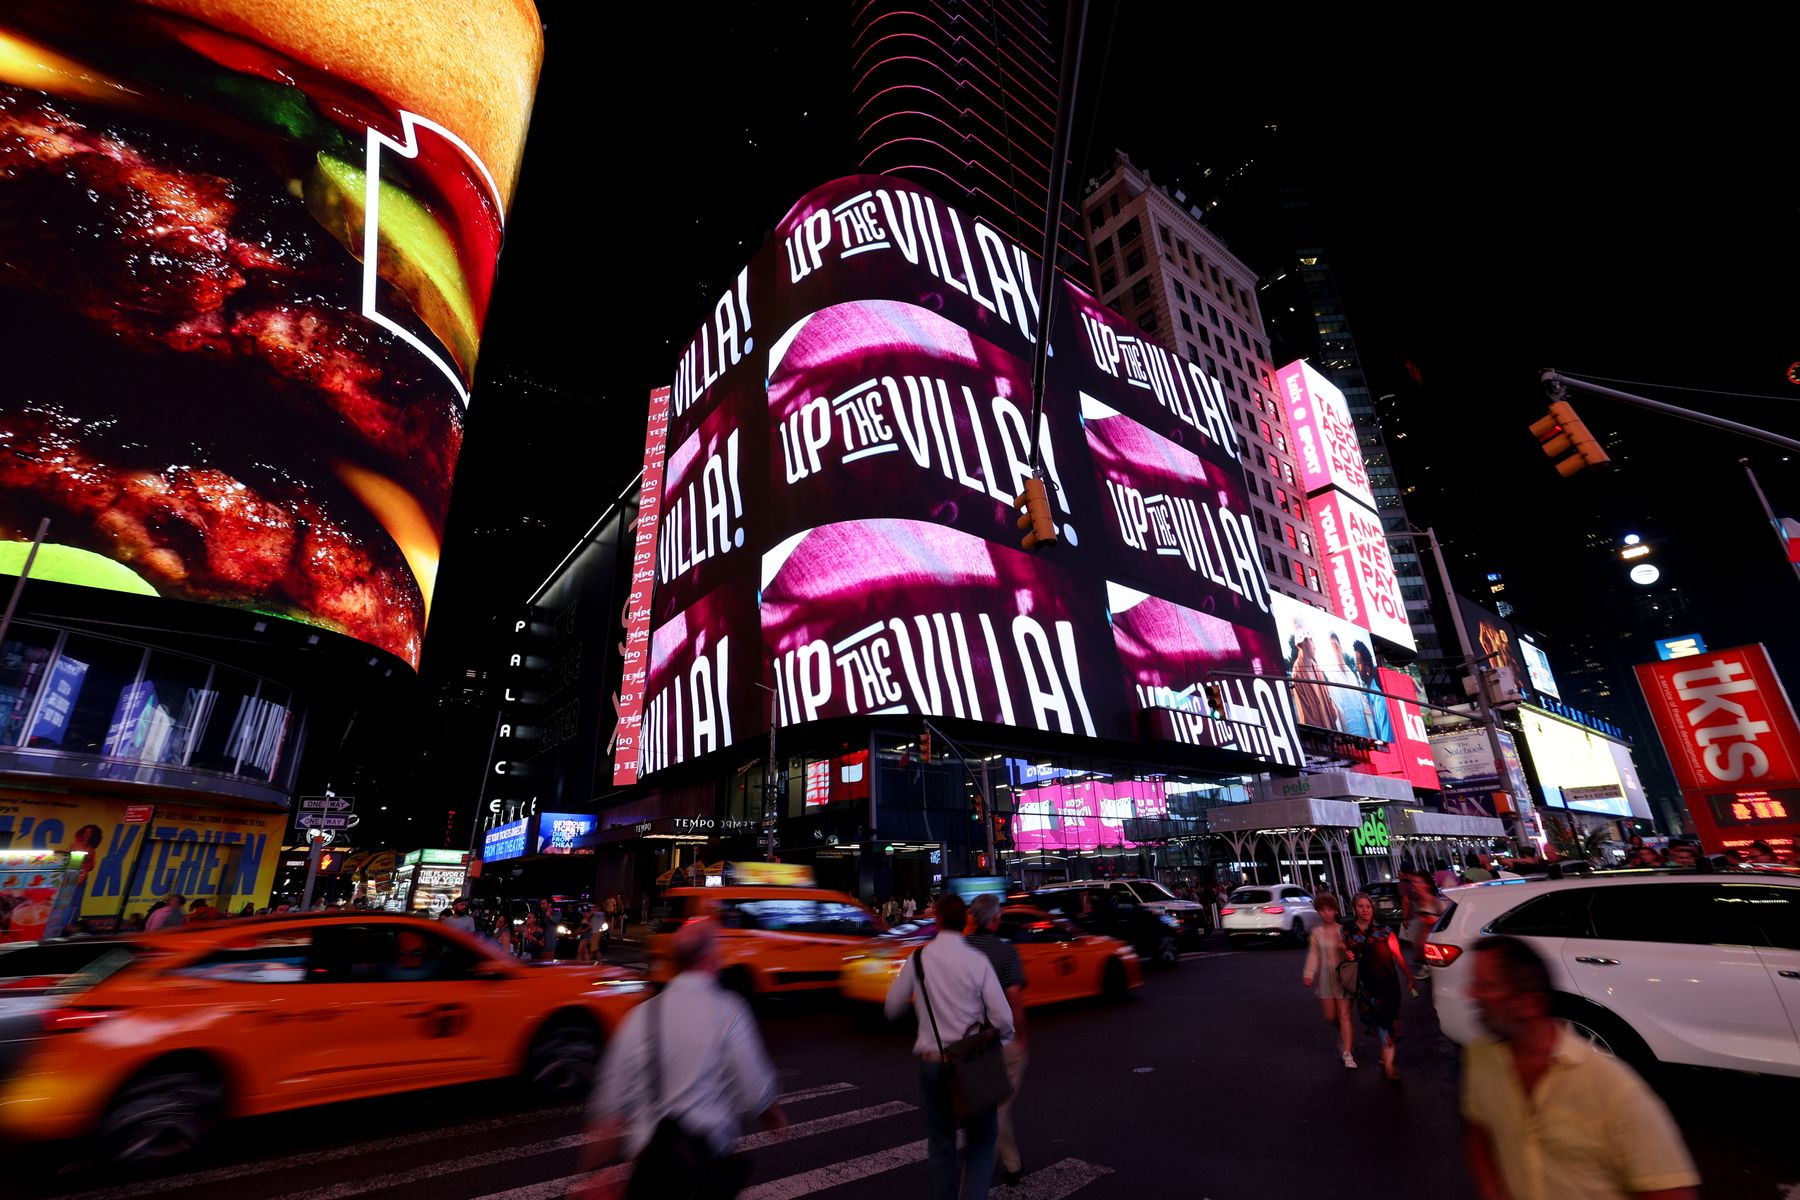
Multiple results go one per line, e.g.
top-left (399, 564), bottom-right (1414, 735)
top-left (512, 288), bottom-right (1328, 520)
top-left (884, 893), bottom-right (1015, 1200)
top-left (584, 919), bottom-right (786, 1197)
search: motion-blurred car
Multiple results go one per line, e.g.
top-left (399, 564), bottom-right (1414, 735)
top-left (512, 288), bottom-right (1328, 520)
top-left (1361, 881), bottom-right (1407, 927)
top-left (1034, 878), bottom-right (1209, 944)
top-left (0, 940), bottom-right (165, 1080)
top-left (839, 906), bottom-right (1141, 1004)
top-left (1219, 885), bottom-right (1325, 946)
top-left (1028, 884), bottom-right (1184, 964)
top-left (0, 913), bottom-right (648, 1164)
top-left (649, 885), bottom-right (886, 997)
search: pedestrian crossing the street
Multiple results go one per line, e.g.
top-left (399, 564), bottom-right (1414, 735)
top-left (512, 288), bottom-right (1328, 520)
top-left (42, 1080), bottom-right (1114, 1200)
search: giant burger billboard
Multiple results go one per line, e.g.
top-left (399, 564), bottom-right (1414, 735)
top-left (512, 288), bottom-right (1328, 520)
top-left (615, 175), bottom-right (1303, 781)
top-left (0, 2), bottom-right (543, 667)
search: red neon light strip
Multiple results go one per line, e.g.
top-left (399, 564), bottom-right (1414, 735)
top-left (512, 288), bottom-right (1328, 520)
top-left (611, 386), bottom-right (672, 785)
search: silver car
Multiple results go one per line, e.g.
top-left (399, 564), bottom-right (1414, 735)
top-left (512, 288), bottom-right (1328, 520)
top-left (1220, 885), bottom-right (1323, 946)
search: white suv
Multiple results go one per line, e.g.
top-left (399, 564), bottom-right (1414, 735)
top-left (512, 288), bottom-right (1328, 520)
top-left (1220, 885), bottom-right (1323, 946)
top-left (1426, 872), bottom-right (1800, 1077)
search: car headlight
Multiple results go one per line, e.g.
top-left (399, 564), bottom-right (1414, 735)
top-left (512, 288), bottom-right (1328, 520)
top-left (557, 925), bottom-right (573, 936)
top-left (599, 921), bottom-right (610, 932)
top-left (596, 979), bottom-right (649, 994)
top-left (1160, 914), bottom-right (1181, 929)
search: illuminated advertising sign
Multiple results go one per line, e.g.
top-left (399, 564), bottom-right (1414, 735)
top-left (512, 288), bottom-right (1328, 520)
top-left (1309, 491), bottom-right (1415, 651)
top-left (535, 812), bottom-right (597, 856)
top-left (1635, 644), bottom-right (1800, 794)
top-left (612, 386), bottom-right (672, 786)
top-left (1431, 728), bottom-right (1500, 818)
top-left (1013, 776), bottom-right (1169, 853)
top-left (1457, 599), bottom-right (1530, 694)
top-left (482, 818), bottom-right (528, 864)
top-left (0, 4), bottom-right (544, 668)
top-left (631, 174), bottom-right (1300, 778)
top-left (1655, 633), bottom-right (1708, 660)
top-left (1707, 789), bottom-right (1798, 826)
top-left (1276, 361), bottom-right (1374, 509)
top-left (1519, 708), bottom-right (1631, 817)
top-left (1369, 667), bottom-right (1442, 792)
top-left (1518, 639), bottom-right (1561, 700)
top-left (1270, 594), bottom-right (1391, 741)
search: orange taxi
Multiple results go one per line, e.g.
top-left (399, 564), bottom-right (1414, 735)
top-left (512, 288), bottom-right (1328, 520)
top-left (649, 876), bottom-right (886, 997)
top-left (0, 912), bottom-right (647, 1163)
top-left (839, 905), bottom-right (1142, 1005)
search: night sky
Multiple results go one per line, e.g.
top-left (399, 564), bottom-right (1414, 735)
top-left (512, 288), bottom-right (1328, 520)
top-left (397, 4), bottom-right (1799, 832)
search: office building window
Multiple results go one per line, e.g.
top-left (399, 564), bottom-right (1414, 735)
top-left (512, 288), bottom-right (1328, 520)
top-left (1262, 545), bottom-right (1275, 572)
top-left (1179, 310), bottom-right (1192, 333)
top-left (1291, 558), bottom-right (1307, 586)
top-left (1281, 460), bottom-right (1296, 486)
top-left (1173, 280), bottom-right (1185, 301)
top-left (1140, 312), bottom-right (1158, 333)
top-left (1258, 419), bottom-right (1273, 444)
top-left (1158, 224), bottom-right (1170, 245)
top-left (1100, 268), bottom-right (1117, 293)
top-left (1095, 236), bottom-right (1114, 261)
top-left (1089, 206), bottom-right (1106, 230)
top-left (1185, 341), bottom-right (1198, 359)
top-left (1210, 265), bottom-right (1221, 284)
top-left (1298, 530), bottom-right (1314, 557)
top-left (1284, 523), bottom-right (1299, 549)
top-left (1125, 246), bottom-right (1144, 273)
top-left (1178, 239), bottom-right (1188, 259)
top-left (1225, 278), bottom-right (1236, 299)
top-left (1252, 508), bottom-right (1268, 534)
top-left (1131, 279), bottom-right (1152, 305)
top-left (1225, 317), bottom-right (1236, 339)
top-left (1262, 478), bottom-right (1275, 503)
top-left (1110, 194), bottom-right (1120, 217)
top-left (1118, 215), bottom-right (1141, 243)
top-left (1307, 567), bottom-right (1323, 593)
top-left (1204, 355), bottom-right (1218, 377)
top-left (1275, 432), bottom-right (1288, 454)
top-left (1230, 401), bottom-right (1244, 426)
top-left (1208, 304), bottom-right (1219, 326)
top-left (1278, 551), bottom-right (1291, 577)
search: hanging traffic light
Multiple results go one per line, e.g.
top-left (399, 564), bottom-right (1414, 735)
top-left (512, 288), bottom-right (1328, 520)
top-left (1015, 477), bottom-right (1058, 551)
top-left (1529, 400), bottom-right (1611, 477)
top-left (993, 812), bottom-right (1013, 852)
top-left (1203, 681), bottom-right (1227, 720)
top-left (919, 730), bottom-right (933, 764)
top-left (970, 792), bottom-right (985, 823)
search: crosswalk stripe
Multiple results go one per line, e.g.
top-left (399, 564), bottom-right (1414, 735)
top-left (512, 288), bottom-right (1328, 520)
top-left (739, 1139), bottom-right (930, 1198)
top-left (53, 1105), bottom-right (582, 1200)
top-left (461, 1102), bottom-right (918, 1200)
top-left (993, 1157), bottom-right (1115, 1198)
top-left (775, 1081), bottom-right (857, 1104)
top-left (256, 1133), bottom-right (593, 1200)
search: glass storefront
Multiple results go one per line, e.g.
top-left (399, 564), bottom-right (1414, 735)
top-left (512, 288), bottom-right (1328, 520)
top-left (0, 621), bottom-right (301, 794)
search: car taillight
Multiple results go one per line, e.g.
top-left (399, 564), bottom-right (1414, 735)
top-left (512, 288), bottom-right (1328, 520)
top-left (1423, 941), bottom-right (1462, 967)
top-left (1219, 907), bottom-right (1236, 915)
top-left (41, 1006), bottom-right (119, 1034)
top-left (1261, 905), bottom-right (1286, 915)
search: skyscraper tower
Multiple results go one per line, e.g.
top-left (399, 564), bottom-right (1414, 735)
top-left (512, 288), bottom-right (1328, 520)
top-left (851, 0), bottom-right (1087, 272)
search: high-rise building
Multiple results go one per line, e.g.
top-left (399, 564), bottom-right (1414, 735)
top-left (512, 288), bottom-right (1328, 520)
top-left (851, 0), bottom-right (1086, 273)
top-left (1197, 158), bottom-right (1444, 673)
top-left (1079, 151), bottom-right (1326, 605)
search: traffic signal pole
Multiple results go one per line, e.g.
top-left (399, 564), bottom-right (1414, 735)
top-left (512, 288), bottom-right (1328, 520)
top-left (920, 718), bottom-right (996, 864)
top-left (1544, 370), bottom-right (1800, 456)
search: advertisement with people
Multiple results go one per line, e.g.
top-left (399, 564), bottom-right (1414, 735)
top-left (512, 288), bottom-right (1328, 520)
top-left (1270, 594), bottom-right (1393, 742)
top-left (0, 3), bottom-right (544, 667)
top-left (0, 791), bottom-right (282, 922)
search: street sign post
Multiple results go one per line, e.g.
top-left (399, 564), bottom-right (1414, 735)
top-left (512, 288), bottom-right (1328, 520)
top-left (299, 796), bottom-right (354, 812)
top-left (296, 814), bottom-right (350, 829)
top-left (297, 794), bottom-right (354, 908)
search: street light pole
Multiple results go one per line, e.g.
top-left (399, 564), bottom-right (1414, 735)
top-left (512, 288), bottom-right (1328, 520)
top-left (753, 682), bottom-right (779, 861)
top-left (920, 718), bottom-right (994, 864)
top-left (1410, 526), bottom-right (1530, 847)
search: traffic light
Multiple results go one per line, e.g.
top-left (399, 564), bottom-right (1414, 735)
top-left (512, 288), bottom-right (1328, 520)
top-left (1015, 477), bottom-right (1058, 551)
top-left (919, 730), bottom-right (933, 764)
top-left (993, 812), bottom-right (1013, 852)
top-left (970, 792), bottom-right (985, 823)
top-left (1203, 681), bottom-right (1227, 720)
top-left (1529, 400), bottom-right (1611, 477)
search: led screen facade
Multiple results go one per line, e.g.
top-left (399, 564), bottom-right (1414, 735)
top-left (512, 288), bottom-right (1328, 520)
top-left (621, 175), bottom-right (1302, 780)
top-left (0, 3), bottom-right (544, 668)
top-left (1271, 594), bottom-right (1391, 741)
top-left (1309, 490), bottom-right (1414, 651)
top-left (1518, 708), bottom-right (1631, 817)
top-left (1277, 361), bottom-right (1374, 510)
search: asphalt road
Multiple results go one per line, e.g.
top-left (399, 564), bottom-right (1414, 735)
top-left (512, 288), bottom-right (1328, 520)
top-left (10, 939), bottom-right (1797, 1199)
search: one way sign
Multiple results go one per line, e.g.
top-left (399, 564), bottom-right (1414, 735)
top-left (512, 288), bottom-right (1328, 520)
top-left (300, 796), bottom-right (355, 812)
top-left (297, 814), bottom-right (350, 829)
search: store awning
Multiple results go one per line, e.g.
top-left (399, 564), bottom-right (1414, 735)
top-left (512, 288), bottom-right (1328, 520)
top-left (1205, 797), bottom-right (1363, 833)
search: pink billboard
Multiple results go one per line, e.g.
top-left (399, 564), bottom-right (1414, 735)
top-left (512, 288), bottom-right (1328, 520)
top-left (1277, 360), bottom-right (1373, 509)
top-left (1309, 490), bottom-right (1415, 651)
top-left (1012, 776), bottom-right (1170, 853)
top-left (1366, 667), bottom-right (1442, 792)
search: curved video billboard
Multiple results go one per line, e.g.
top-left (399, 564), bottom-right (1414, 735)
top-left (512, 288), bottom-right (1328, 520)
top-left (619, 175), bottom-right (1304, 783)
top-left (0, 2), bottom-right (544, 667)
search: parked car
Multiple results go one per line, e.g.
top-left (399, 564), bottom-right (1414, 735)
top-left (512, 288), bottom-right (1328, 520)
top-left (1035, 878), bottom-right (1209, 945)
top-left (1361, 881), bottom-right (1407, 926)
top-left (1029, 885), bottom-right (1184, 965)
top-left (1426, 872), bottom-right (1800, 1077)
top-left (1219, 885), bottom-right (1324, 947)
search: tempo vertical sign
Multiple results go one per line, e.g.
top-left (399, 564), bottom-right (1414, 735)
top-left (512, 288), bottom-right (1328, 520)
top-left (612, 386), bottom-right (673, 784)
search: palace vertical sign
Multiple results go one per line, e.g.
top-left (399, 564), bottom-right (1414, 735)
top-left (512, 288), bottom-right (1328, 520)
top-left (612, 386), bottom-right (673, 785)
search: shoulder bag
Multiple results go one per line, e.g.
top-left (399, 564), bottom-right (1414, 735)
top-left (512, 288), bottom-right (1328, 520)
top-left (626, 995), bottom-right (750, 1200)
top-left (915, 944), bottom-right (1013, 1119)
top-left (1333, 929), bottom-right (1359, 994)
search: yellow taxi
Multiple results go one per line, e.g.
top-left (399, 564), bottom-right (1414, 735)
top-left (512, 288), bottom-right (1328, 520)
top-left (839, 904), bottom-right (1142, 1005)
top-left (0, 912), bottom-right (647, 1163)
top-left (649, 865), bottom-right (886, 997)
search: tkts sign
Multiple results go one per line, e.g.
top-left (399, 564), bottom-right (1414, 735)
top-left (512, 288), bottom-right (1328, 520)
top-left (1635, 644), bottom-right (1800, 792)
